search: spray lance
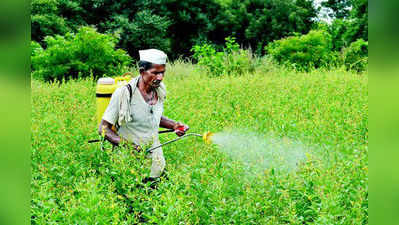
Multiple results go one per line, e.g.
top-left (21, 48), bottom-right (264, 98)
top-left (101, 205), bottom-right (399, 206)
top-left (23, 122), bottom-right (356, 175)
top-left (89, 126), bottom-right (214, 152)
top-left (146, 127), bottom-right (214, 153)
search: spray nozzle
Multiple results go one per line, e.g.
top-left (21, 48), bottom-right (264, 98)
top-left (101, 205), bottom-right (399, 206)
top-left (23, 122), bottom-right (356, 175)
top-left (203, 131), bottom-right (214, 144)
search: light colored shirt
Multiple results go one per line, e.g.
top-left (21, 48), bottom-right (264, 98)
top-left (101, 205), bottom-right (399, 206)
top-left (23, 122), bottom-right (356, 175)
top-left (102, 82), bottom-right (164, 147)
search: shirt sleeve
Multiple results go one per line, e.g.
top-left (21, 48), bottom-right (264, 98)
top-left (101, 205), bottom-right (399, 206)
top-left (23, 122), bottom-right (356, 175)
top-left (102, 87), bottom-right (122, 125)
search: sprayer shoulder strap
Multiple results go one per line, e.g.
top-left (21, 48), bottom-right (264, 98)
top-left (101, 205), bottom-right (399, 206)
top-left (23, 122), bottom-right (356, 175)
top-left (115, 83), bottom-right (133, 130)
top-left (126, 83), bottom-right (132, 103)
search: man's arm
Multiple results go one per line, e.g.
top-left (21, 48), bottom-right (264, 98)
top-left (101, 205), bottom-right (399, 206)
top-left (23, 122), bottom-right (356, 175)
top-left (98, 119), bottom-right (122, 146)
top-left (159, 116), bottom-right (177, 129)
top-left (160, 116), bottom-right (189, 136)
top-left (99, 87), bottom-right (123, 146)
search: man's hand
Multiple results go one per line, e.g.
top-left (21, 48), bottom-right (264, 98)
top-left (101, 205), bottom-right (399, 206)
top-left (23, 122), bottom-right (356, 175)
top-left (173, 122), bottom-right (189, 136)
top-left (160, 116), bottom-right (189, 136)
top-left (98, 119), bottom-right (121, 146)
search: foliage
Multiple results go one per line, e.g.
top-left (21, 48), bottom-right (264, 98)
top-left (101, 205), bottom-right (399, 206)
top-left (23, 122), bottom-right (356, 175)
top-left (265, 30), bottom-right (338, 71)
top-left (327, 19), bottom-right (350, 51)
top-left (31, 63), bottom-right (368, 224)
top-left (31, 41), bottom-right (43, 57)
top-left (321, 0), bottom-right (352, 19)
top-left (31, 0), bottom-right (318, 59)
top-left (31, 0), bottom-right (367, 59)
top-left (192, 37), bottom-right (257, 76)
top-left (215, 0), bottom-right (317, 55)
top-left (342, 39), bottom-right (368, 72)
top-left (324, 0), bottom-right (368, 51)
top-left (31, 0), bottom-right (71, 43)
top-left (157, 0), bottom-right (222, 58)
top-left (345, 0), bottom-right (368, 43)
top-left (31, 27), bottom-right (131, 82)
top-left (101, 11), bottom-right (171, 59)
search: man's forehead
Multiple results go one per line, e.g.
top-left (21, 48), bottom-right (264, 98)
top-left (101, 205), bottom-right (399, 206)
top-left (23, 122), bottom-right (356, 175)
top-left (150, 64), bottom-right (166, 71)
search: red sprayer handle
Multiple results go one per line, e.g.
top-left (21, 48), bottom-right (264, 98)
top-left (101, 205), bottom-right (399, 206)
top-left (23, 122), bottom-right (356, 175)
top-left (158, 126), bottom-right (185, 134)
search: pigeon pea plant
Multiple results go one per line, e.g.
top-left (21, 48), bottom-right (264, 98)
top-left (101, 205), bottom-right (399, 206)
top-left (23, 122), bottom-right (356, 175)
top-left (31, 61), bottom-right (367, 224)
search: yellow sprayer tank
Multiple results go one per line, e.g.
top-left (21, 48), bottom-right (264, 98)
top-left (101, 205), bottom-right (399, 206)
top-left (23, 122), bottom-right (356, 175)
top-left (96, 76), bottom-right (131, 126)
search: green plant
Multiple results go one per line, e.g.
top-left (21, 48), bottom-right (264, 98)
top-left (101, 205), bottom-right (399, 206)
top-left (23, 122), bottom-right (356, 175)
top-left (265, 30), bottom-right (339, 71)
top-left (342, 39), bottom-right (368, 72)
top-left (191, 37), bottom-right (256, 76)
top-left (31, 26), bottom-right (132, 82)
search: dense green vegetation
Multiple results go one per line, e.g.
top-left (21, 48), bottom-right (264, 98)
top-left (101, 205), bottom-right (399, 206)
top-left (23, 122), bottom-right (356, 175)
top-left (31, 27), bottom-right (131, 81)
top-left (31, 1), bottom-right (368, 223)
top-left (323, 0), bottom-right (368, 49)
top-left (32, 30), bottom-right (368, 81)
top-left (265, 30), bottom-right (337, 71)
top-left (31, 0), bottom-right (367, 59)
top-left (191, 37), bottom-right (258, 77)
top-left (31, 62), bottom-right (368, 224)
top-left (342, 39), bottom-right (368, 72)
top-left (31, 0), bottom-right (368, 81)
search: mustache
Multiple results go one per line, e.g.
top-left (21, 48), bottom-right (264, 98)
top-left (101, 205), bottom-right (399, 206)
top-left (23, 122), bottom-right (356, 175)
top-left (152, 80), bottom-right (162, 85)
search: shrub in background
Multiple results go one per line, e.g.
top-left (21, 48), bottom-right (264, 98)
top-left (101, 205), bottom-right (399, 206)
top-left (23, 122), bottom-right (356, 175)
top-left (31, 27), bottom-right (132, 82)
top-left (191, 42), bottom-right (225, 76)
top-left (342, 39), bottom-right (368, 72)
top-left (265, 30), bottom-right (338, 71)
top-left (191, 37), bottom-right (257, 76)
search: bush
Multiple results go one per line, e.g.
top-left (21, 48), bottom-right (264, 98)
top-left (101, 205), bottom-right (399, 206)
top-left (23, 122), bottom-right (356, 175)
top-left (265, 30), bottom-right (339, 71)
top-left (191, 37), bottom-right (257, 76)
top-left (342, 39), bottom-right (368, 72)
top-left (31, 27), bottom-right (132, 81)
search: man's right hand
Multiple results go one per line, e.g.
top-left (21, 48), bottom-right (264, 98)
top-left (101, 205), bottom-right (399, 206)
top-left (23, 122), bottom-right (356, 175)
top-left (173, 122), bottom-right (189, 136)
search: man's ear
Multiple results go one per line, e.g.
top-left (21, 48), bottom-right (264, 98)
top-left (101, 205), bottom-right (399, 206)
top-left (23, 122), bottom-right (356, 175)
top-left (139, 67), bottom-right (145, 74)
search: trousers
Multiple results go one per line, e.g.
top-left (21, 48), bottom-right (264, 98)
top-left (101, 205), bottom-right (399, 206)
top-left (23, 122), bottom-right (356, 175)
top-left (148, 147), bottom-right (165, 178)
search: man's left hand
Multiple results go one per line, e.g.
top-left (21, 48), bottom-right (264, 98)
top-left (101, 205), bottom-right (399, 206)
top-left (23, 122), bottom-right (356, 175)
top-left (173, 122), bottom-right (189, 136)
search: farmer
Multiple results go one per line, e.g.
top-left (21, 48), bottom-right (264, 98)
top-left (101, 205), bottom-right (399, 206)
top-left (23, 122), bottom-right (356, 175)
top-left (98, 49), bottom-right (189, 182)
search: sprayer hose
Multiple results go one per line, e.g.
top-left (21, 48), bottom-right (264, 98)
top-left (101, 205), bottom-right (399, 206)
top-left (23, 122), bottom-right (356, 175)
top-left (146, 133), bottom-right (202, 153)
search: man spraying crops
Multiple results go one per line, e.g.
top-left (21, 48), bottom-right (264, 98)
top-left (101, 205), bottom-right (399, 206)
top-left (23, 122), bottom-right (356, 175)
top-left (98, 49), bottom-right (189, 182)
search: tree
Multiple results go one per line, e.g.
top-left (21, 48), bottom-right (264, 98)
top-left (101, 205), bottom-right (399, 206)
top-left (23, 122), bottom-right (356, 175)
top-left (31, 0), bottom-right (70, 43)
top-left (321, 0), bottom-right (352, 19)
top-left (101, 11), bottom-right (171, 59)
top-left (214, 0), bottom-right (317, 55)
top-left (327, 0), bottom-right (367, 51)
top-left (158, 0), bottom-right (222, 58)
top-left (31, 0), bottom-right (319, 59)
top-left (345, 0), bottom-right (367, 42)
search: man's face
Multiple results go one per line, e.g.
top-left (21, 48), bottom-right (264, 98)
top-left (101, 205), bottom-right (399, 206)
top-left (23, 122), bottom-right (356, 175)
top-left (142, 64), bottom-right (166, 88)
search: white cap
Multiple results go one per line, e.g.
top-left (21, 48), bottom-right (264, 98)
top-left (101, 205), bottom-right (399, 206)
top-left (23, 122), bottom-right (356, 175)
top-left (139, 49), bottom-right (167, 64)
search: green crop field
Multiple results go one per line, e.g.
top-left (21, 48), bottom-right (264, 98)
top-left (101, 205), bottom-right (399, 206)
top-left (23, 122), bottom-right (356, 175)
top-left (31, 62), bottom-right (368, 224)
